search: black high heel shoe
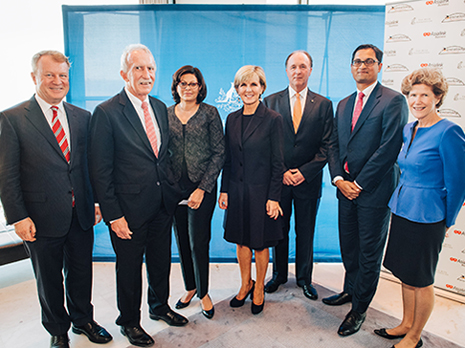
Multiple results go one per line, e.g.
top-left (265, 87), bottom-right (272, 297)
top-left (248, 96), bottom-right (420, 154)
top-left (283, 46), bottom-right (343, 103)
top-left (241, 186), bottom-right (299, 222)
top-left (175, 290), bottom-right (197, 309)
top-left (230, 280), bottom-right (255, 308)
top-left (251, 289), bottom-right (265, 315)
top-left (201, 295), bottom-right (215, 319)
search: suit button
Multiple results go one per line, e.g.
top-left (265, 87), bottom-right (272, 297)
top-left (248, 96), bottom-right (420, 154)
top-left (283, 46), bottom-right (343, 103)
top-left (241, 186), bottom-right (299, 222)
top-left (157, 182), bottom-right (160, 186)
top-left (239, 162), bottom-right (243, 167)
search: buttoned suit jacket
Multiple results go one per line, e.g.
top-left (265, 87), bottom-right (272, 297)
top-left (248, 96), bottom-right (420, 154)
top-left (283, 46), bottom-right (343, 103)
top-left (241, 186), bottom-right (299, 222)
top-left (264, 87), bottom-right (333, 199)
top-left (0, 96), bottom-right (94, 236)
top-left (328, 82), bottom-right (408, 207)
top-left (89, 89), bottom-right (180, 229)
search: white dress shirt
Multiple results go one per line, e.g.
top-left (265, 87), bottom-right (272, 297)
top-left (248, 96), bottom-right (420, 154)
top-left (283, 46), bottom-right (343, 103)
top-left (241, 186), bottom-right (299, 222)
top-left (288, 85), bottom-right (308, 118)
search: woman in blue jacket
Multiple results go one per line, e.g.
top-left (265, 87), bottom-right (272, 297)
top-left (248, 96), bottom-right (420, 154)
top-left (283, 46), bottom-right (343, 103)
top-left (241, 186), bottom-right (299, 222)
top-left (375, 68), bottom-right (465, 348)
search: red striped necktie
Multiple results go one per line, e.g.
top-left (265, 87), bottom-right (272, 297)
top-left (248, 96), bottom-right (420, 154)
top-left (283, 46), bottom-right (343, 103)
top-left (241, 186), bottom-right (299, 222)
top-left (141, 101), bottom-right (159, 158)
top-left (51, 106), bottom-right (70, 162)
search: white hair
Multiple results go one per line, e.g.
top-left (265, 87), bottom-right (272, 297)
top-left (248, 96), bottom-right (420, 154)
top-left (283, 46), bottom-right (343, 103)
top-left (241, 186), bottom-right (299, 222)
top-left (120, 44), bottom-right (156, 73)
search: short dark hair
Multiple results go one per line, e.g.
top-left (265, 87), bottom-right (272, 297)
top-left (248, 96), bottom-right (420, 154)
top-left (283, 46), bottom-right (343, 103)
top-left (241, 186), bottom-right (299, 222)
top-left (171, 65), bottom-right (207, 104)
top-left (351, 44), bottom-right (383, 64)
top-left (285, 50), bottom-right (313, 68)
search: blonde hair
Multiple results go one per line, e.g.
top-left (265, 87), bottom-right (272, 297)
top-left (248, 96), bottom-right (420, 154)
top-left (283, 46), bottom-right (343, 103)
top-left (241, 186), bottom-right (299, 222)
top-left (32, 50), bottom-right (70, 74)
top-left (234, 65), bottom-right (267, 93)
top-left (401, 68), bottom-right (448, 108)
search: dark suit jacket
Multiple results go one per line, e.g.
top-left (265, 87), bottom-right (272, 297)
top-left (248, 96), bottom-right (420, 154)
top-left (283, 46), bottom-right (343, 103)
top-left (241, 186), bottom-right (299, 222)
top-left (264, 87), bottom-right (333, 199)
top-left (0, 96), bottom-right (94, 237)
top-left (220, 102), bottom-right (284, 248)
top-left (89, 89), bottom-right (180, 229)
top-left (328, 82), bottom-right (408, 207)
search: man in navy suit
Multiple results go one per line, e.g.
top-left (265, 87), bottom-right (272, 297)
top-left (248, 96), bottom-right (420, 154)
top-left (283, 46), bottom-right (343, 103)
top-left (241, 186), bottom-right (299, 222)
top-left (89, 44), bottom-right (186, 347)
top-left (263, 51), bottom-right (333, 300)
top-left (325, 44), bottom-right (408, 336)
top-left (0, 51), bottom-right (112, 348)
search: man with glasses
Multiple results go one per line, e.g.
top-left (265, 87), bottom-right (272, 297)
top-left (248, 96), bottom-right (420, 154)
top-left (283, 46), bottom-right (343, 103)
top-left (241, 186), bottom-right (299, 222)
top-left (326, 44), bottom-right (408, 336)
top-left (89, 44), bottom-right (186, 347)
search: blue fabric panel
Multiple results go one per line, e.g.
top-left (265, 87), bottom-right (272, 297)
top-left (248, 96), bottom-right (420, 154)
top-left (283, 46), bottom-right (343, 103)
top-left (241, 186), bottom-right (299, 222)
top-left (62, 4), bottom-right (385, 262)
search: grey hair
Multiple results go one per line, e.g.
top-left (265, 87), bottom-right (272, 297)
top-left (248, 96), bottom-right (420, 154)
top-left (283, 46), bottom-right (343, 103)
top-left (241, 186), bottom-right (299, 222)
top-left (120, 44), bottom-right (155, 73)
top-left (31, 50), bottom-right (70, 74)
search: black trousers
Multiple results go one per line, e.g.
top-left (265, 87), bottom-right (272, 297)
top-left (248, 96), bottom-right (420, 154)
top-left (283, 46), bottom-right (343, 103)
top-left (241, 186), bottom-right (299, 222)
top-left (338, 197), bottom-right (391, 313)
top-left (25, 209), bottom-right (94, 336)
top-left (271, 188), bottom-right (320, 287)
top-left (110, 207), bottom-right (172, 327)
top-left (173, 186), bottom-right (216, 299)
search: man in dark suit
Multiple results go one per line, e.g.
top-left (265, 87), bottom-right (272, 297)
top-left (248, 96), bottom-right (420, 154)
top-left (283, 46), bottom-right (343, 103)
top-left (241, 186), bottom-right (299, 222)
top-left (0, 51), bottom-right (112, 348)
top-left (263, 51), bottom-right (333, 300)
top-left (89, 44), bottom-right (186, 347)
top-left (325, 44), bottom-right (408, 336)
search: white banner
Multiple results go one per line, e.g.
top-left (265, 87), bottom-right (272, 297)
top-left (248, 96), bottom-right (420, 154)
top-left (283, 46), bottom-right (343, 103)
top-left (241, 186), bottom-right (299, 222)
top-left (383, 0), bottom-right (465, 297)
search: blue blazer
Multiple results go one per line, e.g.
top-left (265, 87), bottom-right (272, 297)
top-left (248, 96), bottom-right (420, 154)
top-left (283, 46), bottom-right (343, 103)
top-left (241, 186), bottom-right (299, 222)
top-left (328, 82), bottom-right (408, 207)
top-left (389, 119), bottom-right (465, 227)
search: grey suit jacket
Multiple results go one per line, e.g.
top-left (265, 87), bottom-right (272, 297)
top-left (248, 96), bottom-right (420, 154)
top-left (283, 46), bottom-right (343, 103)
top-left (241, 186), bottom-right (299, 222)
top-left (168, 103), bottom-right (225, 194)
top-left (0, 96), bottom-right (94, 237)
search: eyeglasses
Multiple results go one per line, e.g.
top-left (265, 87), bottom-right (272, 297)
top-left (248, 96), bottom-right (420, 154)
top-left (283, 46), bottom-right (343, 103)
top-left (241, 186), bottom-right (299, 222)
top-left (178, 81), bottom-right (199, 89)
top-left (351, 58), bottom-right (379, 67)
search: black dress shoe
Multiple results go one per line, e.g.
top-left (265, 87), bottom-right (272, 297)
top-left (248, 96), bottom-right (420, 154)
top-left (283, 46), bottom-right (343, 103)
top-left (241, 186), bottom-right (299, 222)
top-left (322, 291), bottom-right (352, 306)
top-left (175, 290), bottom-right (197, 309)
top-left (120, 326), bottom-right (154, 347)
top-left (202, 306), bottom-right (215, 319)
top-left (230, 280), bottom-right (255, 307)
top-left (337, 310), bottom-right (366, 336)
top-left (149, 308), bottom-right (188, 326)
top-left (50, 334), bottom-right (69, 348)
top-left (264, 279), bottom-right (285, 293)
top-left (72, 321), bottom-right (113, 344)
top-left (374, 328), bottom-right (406, 339)
top-left (302, 284), bottom-right (318, 300)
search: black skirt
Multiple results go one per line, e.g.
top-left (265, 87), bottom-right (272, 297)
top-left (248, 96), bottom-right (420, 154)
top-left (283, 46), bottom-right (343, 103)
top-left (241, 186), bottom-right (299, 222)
top-left (383, 214), bottom-right (446, 287)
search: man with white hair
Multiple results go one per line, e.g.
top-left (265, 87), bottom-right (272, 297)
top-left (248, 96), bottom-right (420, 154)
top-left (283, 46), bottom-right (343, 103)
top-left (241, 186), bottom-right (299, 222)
top-left (89, 44), bottom-right (187, 347)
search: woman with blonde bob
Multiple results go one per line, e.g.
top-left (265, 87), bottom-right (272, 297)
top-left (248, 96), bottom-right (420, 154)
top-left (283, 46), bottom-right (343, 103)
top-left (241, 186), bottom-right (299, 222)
top-left (218, 65), bottom-right (284, 315)
top-left (375, 68), bottom-right (465, 348)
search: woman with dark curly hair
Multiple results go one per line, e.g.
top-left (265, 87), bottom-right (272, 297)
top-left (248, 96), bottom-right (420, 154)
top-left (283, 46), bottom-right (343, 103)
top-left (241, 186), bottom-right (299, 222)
top-left (168, 65), bottom-right (225, 319)
top-left (375, 68), bottom-right (465, 348)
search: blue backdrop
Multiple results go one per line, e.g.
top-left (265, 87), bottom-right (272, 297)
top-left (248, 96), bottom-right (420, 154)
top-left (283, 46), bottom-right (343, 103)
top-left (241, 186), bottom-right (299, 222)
top-left (62, 4), bottom-right (385, 262)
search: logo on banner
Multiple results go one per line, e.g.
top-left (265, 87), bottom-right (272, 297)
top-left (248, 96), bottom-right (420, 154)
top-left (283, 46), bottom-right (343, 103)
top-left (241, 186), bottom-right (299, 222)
top-left (409, 48), bottom-right (430, 55)
top-left (386, 20), bottom-right (399, 27)
top-left (387, 34), bottom-right (411, 42)
top-left (385, 50), bottom-right (396, 57)
top-left (454, 93), bottom-right (465, 101)
top-left (423, 31), bottom-right (446, 38)
top-left (382, 79), bottom-right (394, 86)
top-left (411, 17), bottom-right (432, 25)
top-left (439, 46), bottom-right (465, 55)
top-left (425, 0), bottom-right (449, 6)
top-left (384, 64), bottom-right (409, 72)
top-left (462, 29), bottom-right (465, 36)
top-left (446, 77), bottom-right (465, 86)
top-left (443, 242), bottom-right (454, 249)
top-left (458, 61), bottom-right (465, 69)
top-left (458, 275), bottom-right (465, 282)
top-left (442, 12), bottom-right (465, 23)
top-left (420, 62), bottom-right (443, 68)
top-left (388, 4), bottom-right (414, 12)
top-left (453, 229), bottom-right (465, 235)
top-left (437, 269), bottom-right (449, 276)
top-left (438, 108), bottom-right (461, 118)
top-left (215, 82), bottom-right (242, 113)
top-left (445, 284), bottom-right (465, 294)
